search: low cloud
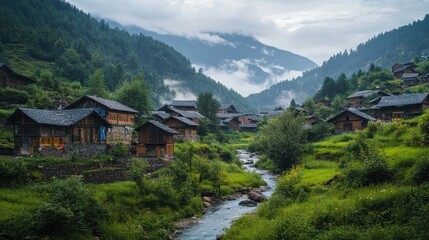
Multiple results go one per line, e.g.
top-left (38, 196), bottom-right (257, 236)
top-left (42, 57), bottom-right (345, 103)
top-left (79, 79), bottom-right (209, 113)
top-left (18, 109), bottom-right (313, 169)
top-left (67, 0), bottom-right (429, 65)
top-left (159, 79), bottom-right (197, 105)
top-left (195, 60), bottom-right (303, 97)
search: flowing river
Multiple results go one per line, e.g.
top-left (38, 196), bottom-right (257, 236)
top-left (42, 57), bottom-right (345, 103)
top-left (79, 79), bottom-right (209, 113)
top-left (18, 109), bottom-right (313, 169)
top-left (177, 149), bottom-right (277, 240)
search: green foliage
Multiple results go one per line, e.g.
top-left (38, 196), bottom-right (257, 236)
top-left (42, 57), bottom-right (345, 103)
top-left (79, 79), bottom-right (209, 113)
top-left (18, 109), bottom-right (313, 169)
top-left (256, 111), bottom-right (307, 170)
top-left (255, 155), bottom-right (280, 173)
top-left (87, 69), bottom-right (108, 98)
top-left (196, 91), bottom-right (220, 123)
top-left (0, 87), bottom-right (29, 105)
top-left (307, 121), bottom-right (334, 142)
top-left (114, 78), bottom-right (152, 116)
top-left (411, 157), bottom-right (429, 183)
top-left (420, 109), bottom-right (429, 142)
top-left (109, 142), bottom-right (129, 158)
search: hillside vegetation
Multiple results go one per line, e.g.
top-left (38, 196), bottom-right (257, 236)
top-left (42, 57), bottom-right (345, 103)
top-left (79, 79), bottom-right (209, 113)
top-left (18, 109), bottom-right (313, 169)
top-left (0, 0), bottom-right (252, 111)
top-left (248, 14), bottom-right (429, 109)
top-left (0, 133), bottom-right (264, 239)
top-left (223, 112), bottom-right (429, 239)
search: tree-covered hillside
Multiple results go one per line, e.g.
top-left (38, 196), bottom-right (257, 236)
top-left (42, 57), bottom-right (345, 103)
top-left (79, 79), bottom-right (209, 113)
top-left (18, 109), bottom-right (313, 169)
top-left (0, 0), bottom-right (252, 111)
top-left (247, 14), bottom-right (429, 110)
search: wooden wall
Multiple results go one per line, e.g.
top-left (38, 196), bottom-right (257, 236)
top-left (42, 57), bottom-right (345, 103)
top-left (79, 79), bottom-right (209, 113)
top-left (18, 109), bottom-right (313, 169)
top-left (331, 112), bottom-right (368, 133)
top-left (137, 124), bottom-right (175, 156)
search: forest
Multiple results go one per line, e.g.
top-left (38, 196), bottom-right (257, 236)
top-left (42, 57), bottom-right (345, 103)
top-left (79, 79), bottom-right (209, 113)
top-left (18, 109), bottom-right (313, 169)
top-left (247, 14), bottom-right (429, 109)
top-left (0, 0), bottom-right (252, 111)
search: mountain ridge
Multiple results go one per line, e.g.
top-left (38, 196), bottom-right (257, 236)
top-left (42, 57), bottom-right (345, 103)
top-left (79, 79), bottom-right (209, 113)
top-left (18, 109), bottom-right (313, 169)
top-left (246, 14), bottom-right (429, 110)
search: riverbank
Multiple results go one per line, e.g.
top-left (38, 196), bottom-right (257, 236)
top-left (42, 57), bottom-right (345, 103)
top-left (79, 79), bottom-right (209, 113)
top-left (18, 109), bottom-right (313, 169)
top-left (175, 150), bottom-right (277, 240)
top-left (222, 120), bottom-right (429, 239)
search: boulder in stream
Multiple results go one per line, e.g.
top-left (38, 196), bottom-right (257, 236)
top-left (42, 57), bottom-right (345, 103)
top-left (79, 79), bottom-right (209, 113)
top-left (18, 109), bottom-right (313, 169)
top-left (248, 191), bottom-right (267, 202)
top-left (238, 199), bottom-right (257, 207)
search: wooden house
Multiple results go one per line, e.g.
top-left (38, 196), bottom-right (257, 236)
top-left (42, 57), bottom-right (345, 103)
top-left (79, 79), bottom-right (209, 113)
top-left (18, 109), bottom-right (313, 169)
top-left (65, 95), bottom-right (138, 143)
top-left (163, 116), bottom-right (198, 142)
top-left (328, 108), bottom-right (376, 133)
top-left (218, 104), bottom-right (238, 114)
top-left (5, 108), bottom-right (110, 156)
top-left (0, 64), bottom-right (36, 89)
top-left (238, 114), bottom-right (259, 124)
top-left (347, 90), bottom-right (391, 108)
top-left (171, 100), bottom-right (197, 111)
top-left (306, 115), bottom-right (321, 126)
top-left (372, 93), bottom-right (429, 120)
top-left (135, 120), bottom-right (178, 157)
top-left (391, 63), bottom-right (417, 79)
top-left (222, 117), bottom-right (241, 131)
top-left (402, 73), bottom-right (420, 87)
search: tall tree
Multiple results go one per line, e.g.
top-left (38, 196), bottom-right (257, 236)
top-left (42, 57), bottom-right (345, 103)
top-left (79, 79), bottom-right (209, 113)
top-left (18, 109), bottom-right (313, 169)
top-left (114, 78), bottom-right (152, 118)
top-left (87, 69), bottom-right (108, 98)
top-left (196, 91), bottom-right (220, 123)
top-left (256, 111), bottom-right (307, 170)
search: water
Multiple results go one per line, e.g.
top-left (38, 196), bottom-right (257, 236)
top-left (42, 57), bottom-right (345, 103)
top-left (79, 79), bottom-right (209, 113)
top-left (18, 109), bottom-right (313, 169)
top-left (177, 149), bottom-right (277, 240)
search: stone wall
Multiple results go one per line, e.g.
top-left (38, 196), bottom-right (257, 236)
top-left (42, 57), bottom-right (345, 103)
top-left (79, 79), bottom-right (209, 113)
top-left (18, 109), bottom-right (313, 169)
top-left (41, 144), bottom-right (107, 157)
top-left (107, 125), bottom-right (133, 143)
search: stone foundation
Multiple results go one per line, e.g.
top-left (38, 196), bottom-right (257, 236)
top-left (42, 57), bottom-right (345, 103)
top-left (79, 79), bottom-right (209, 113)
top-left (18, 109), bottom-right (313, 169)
top-left (41, 144), bottom-right (107, 157)
top-left (107, 125), bottom-right (133, 143)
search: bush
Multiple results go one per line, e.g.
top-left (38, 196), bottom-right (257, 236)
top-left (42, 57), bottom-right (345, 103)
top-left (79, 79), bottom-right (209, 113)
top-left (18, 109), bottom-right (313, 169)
top-left (412, 157), bottom-right (429, 183)
top-left (255, 155), bottom-right (280, 173)
top-left (33, 176), bottom-right (106, 236)
top-left (275, 167), bottom-right (309, 203)
top-left (109, 142), bottom-right (128, 157)
top-left (0, 88), bottom-right (29, 104)
top-left (343, 148), bottom-right (391, 187)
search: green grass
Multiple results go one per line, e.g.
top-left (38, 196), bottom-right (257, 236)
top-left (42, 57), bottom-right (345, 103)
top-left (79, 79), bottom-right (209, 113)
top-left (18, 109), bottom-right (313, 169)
top-left (0, 187), bottom-right (45, 223)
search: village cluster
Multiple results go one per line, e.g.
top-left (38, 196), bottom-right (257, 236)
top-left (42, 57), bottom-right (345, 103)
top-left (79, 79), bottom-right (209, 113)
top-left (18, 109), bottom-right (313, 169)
top-left (1, 62), bottom-right (428, 158)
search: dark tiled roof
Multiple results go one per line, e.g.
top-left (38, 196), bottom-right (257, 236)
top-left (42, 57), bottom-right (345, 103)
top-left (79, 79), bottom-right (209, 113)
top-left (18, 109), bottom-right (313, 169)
top-left (152, 111), bottom-right (171, 120)
top-left (328, 108), bottom-right (376, 122)
top-left (239, 123), bottom-right (257, 128)
top-left (136, 120), bottom-right (178, 134)
top-left (347, 108), bottom-right (376, 121)
top-left (9, 108), bottom-right (109, 126)
top-left (223, 117), bottom-right (240, 123)
top-left (168, 116), bottom-right (199, 126)
top-left (217, 113), bottom-right (242, 119)
top-left (393, 63), bottom-right (416, 74)
top-left (86, 96), bottom-right (138, 113)
top-left (172, 100), bottom-right (197, 107)
top-left (374, 93), bottom-right (429, 108)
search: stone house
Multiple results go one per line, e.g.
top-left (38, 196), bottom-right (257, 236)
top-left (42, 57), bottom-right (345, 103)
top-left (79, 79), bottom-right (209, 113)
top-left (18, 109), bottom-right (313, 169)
top-left (163, 116), bottom-right (198, 142)
top-left (372, 93), bottom-right (429, 120)
top-left (135, 120), bottom-right (178, 157)
top-left (328, 108), bottom-right (376, 133)
top-left (65, 95), bottom-right (138, 143)
top-left (0, 64), bottom-right (36, 89)
top-left (5, 108), bottom-right (110, 156)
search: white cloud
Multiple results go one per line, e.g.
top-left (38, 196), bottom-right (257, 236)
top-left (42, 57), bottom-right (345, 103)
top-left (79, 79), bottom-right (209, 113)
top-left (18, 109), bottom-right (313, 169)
top-left (194, 60), bottom-right (303, 97)
top-left (67, 0), bottom-right (429, 64)
top-left (159, 79), bottom-right (197, 104)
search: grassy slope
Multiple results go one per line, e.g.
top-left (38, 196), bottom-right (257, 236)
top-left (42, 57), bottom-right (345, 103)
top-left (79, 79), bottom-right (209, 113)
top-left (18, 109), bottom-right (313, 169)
top-left (223, 122), bottom-right (429, 239)
top-left (0, 134), bottom-right (264, 239)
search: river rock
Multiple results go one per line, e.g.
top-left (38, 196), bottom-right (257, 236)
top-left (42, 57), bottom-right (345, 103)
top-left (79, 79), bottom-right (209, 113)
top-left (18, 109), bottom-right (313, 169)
top-left (248, 191), bottom-right (266, 202)
top-left (243, 160), bottom-right (254, 165)
top-left (260, 186), bottom-right (272, 192)
top-left (203, 196), bottom-right (212, 203)
top-left (238, 187), bottom-right (251, 194)
top-left (238, 199), bottom-right (257, 207)
top-left (203, 202), bottom-right (211, 208)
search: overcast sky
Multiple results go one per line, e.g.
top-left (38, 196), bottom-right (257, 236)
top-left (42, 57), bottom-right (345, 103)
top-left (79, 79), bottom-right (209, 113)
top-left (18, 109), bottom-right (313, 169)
top-left (67, 0), bottom-right (428, 65)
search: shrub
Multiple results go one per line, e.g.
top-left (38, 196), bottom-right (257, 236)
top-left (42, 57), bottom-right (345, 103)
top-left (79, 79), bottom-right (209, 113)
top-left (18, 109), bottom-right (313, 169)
top-left (0, 88), bottom-right (29, 104)
top-left (345, 132), bottom-right (369, 157)
top-left (275, 167), bottom-right (309, 203)
top-left (365, 121), bottom-right (379, 138)
top-left (255, 155), bottom-right (280, 173)
top-left (109, 142), bottom-right (128, 157)
top-left (33, 176), bottom-right (106, 236)
top-left (343, 147), bottom-right (391, 187)
top-left (412, 157), bottom-right (429, 183)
